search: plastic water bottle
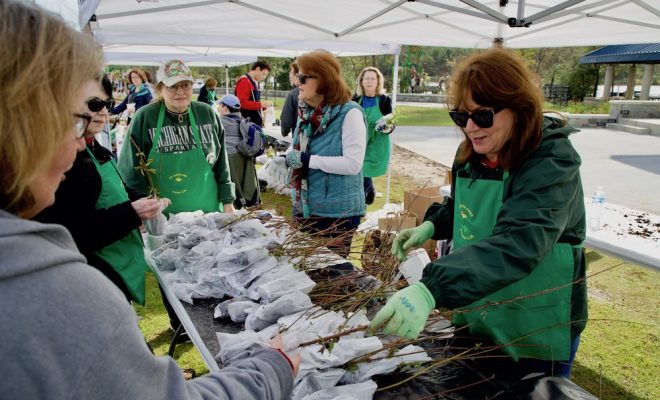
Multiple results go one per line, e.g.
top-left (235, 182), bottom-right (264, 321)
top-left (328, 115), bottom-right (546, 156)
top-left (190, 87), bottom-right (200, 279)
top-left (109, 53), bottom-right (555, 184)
top-left (589, 186), bottom-right (606, 231)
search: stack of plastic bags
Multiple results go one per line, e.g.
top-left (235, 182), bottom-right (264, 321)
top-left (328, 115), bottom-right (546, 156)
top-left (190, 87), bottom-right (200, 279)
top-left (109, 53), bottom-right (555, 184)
top-left (147, 210), bottom-right (431, 399)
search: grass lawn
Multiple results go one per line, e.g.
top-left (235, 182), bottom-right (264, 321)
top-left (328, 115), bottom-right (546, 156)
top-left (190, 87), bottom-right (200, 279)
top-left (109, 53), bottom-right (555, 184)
top-left (135, 103), bottom-right (657, 398)
top-left (394, 106), bottom-right (451, 126)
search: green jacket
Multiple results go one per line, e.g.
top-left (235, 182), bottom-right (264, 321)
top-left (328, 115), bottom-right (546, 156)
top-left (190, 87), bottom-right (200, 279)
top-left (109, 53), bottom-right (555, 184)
top-left (118, 100), bottom-right (235, 205)
top-left (421, 116), bottom-right (588, 339)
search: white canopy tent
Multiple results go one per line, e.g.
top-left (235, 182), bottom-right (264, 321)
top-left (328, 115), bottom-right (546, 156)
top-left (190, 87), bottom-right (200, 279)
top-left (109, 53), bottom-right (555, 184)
top-left (103, 49), bottom-right (256, 67)
top-left (91, 0), bottom-right (659, 49)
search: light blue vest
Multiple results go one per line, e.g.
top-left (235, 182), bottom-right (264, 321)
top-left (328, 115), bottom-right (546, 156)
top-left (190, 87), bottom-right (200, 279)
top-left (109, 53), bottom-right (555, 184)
top-left (295, 101), bottom-right (366, 218)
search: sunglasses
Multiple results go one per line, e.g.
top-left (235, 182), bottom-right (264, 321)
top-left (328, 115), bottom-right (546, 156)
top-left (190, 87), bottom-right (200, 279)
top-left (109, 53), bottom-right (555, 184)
top-left (449, 107), bottom-right (503, 128)
top-left (165, 81), bottom-right (193, 92)
top-left (87, 98), bottom-right (114, 112)
top-left (73, 113), bottom-right (92, 138)
top-left (296, 74), bottom-right (317, 85)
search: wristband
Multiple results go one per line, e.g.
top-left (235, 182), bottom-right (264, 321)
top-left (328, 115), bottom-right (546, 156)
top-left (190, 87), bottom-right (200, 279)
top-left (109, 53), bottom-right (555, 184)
top-left (275, 348), bottom-right (295, 372)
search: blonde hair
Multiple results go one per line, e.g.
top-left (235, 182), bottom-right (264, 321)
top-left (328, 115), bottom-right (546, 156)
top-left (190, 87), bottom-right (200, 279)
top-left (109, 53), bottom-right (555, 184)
top-left (0, 1), bottom-right (102, 214)
top-left (355, 66), bottom-right (385, 97)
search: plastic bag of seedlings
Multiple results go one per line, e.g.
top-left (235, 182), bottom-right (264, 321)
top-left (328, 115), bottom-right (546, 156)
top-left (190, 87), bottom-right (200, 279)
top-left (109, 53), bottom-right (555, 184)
top-left (189, 256), bottom-right (220, 284)
top-left (298, 380), bottom-right (377, 400)
top-left (152, 246), bottom-right (187, 270)
top-left (178, 225), bottom-right (213, 248)
top-left (143, 199), bottom-right (170, 236)
top-left (185, 240), bottom-right (218, 261)
top-left (219, 256), bottom-right (279, 297)
top-left (216, 243), bottom-right (270, 278)
top-left (250, 270), bottom-right (316, 301)
top-left (214, 296), bottom-right (253, 319)
top-left (190, 281), bottom-right (231, 300)
top-left (340, 344), bottom-right (431, 385)
top-left (299, 336), bottom-right (383, 374)
top-left (164, 223), bottom-right (187, 242)
top-left (245, 291), bottom-right (313, 331)
top-left (227, 300), bottom-right (257, 323)
top-left (290, 368), bottom-right (345, 400)
top-left (205, 210), bottom-right (245, 230)
top-left (167, 210), bottom-right (204, 226)
top-left (215, 325), bottom-right (279, 363)
top-left (227, 219), bottom-right (271, 246)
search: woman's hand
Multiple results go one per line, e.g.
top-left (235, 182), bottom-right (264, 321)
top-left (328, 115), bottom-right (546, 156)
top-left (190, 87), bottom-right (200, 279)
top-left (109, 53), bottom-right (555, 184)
top-left (270, 335), bottom-right (301, 377)
top-left (367, 282), bottom-right (435, 339)
top-left (223, 203), bottom-right (236, 213)
top-left (131, 197), bottom-right (162, 220)
top-left (285, 150), bottom-right (310, 170)
top-left (391, 221), bottom-right (435, 262)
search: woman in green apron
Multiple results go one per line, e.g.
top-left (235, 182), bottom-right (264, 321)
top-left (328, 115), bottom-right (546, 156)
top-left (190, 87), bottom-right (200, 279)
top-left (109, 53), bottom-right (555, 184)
top-left (369, 48), bottom-right (588, 378)
top-left (35, 75), bottom-right (164, 304)
top-left (118, 59), bottom-right (235, 215)
top-left (352, 66), bottom-right (393, 205)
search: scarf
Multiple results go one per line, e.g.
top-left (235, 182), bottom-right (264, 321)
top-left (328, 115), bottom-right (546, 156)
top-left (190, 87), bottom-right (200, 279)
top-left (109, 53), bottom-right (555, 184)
top-left (291, 101), bottom-right (333, 217)
top-left (127, 84), bottom-right (151, 103)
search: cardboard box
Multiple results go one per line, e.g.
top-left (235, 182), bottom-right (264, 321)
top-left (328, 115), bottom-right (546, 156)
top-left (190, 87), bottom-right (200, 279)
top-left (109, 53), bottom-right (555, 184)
top-left (444, 169), bottom-right (452, 185)
top-left (378, 213), bottom-right (417, 233)
top-left (404, 186), bottom-right (444, 225)
top-left (423, 239), bottom-right (438, 260)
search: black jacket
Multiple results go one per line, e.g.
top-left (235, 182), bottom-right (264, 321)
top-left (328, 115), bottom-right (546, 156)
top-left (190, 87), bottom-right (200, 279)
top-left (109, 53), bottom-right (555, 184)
top-left (280, 86), bottom-right (299, 136)
top-left (351, 94), bottom-right (393, 116)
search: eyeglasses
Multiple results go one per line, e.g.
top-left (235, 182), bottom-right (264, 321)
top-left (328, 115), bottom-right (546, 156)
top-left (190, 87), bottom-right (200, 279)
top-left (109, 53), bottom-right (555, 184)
top-left (296, 74), bottom-right (317, 85)
top-left (165, 81), bottom-right (193, 92)
top-left (449, 107), bottom-right (503, 129)
top-left (87, 97), bottom-right (114, 112)
top-left (73, 113), bottom-right (92, 138)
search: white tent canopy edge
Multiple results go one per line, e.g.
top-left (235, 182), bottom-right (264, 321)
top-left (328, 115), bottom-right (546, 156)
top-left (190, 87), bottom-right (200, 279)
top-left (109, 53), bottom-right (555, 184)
top-left (91, 0), bottom-right (660, 49)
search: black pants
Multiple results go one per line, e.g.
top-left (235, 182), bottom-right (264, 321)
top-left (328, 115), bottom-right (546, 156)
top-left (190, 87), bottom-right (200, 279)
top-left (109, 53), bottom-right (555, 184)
top-left (158, 283), bottom-right (182, 332)
top-left (363, 177), bottom-right (375, 205)
top-left (296, 215), bottom-right (361, 258)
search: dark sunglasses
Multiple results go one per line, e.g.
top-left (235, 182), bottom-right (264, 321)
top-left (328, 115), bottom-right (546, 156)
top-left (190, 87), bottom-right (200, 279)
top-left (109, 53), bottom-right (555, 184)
top-left (296, 73), bottom-right (317, 85)
top-left (449, 107), bottom-right (503, 128)
top-left (87, 98), bottom-right (114, 112)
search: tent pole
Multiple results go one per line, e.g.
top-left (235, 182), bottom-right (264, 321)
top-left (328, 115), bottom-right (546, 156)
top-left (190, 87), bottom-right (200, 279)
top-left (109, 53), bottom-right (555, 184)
top-left (385, 51), bottom-right (400, 205)
top-left (225, 65), bottom-right (229, 95)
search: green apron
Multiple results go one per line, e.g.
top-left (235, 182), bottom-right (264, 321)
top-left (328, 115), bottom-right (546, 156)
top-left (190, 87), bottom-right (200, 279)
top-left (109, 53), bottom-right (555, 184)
top-left (361, 97), bottom-right (390, 177)
top-left (451, 165), bottom-right (575, 361)
top-left (150, 103), bottom-right (221, 214)
top-left (87, 147), bottom-right (147, 305)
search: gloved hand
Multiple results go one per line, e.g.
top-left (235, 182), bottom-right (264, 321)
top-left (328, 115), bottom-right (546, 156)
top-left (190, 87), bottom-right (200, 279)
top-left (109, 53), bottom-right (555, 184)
top-left (391, 221), bottom-right (435, 262)
top-left (375, 113), bottom-right (396, 134)
top-left (367, 282), bottom-right (435, 339)
top-left (265, 156), bottom-right (289, 186)
top-left (285, 149), bottom-right (310, 170)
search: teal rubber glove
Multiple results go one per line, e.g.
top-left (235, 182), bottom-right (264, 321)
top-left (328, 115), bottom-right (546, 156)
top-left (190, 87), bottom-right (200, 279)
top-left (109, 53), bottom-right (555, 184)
top-left (391, 221), bottom-right (435, 262)
top-left (367, 282), bottom-right (435, 339)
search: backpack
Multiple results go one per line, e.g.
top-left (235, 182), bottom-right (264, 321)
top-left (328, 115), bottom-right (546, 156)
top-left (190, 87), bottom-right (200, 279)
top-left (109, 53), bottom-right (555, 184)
top-left (236, 118), bottom-right (265, 158)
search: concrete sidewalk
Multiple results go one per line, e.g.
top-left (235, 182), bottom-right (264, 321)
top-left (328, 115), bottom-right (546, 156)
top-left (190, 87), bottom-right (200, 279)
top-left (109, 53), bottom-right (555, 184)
top-left (394, 125), bottom-right (660, 215)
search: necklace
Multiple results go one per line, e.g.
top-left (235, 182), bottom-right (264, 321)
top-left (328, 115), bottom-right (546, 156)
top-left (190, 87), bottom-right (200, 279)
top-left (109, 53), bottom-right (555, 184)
top-left (166, 107), bottom-right (188, 123)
